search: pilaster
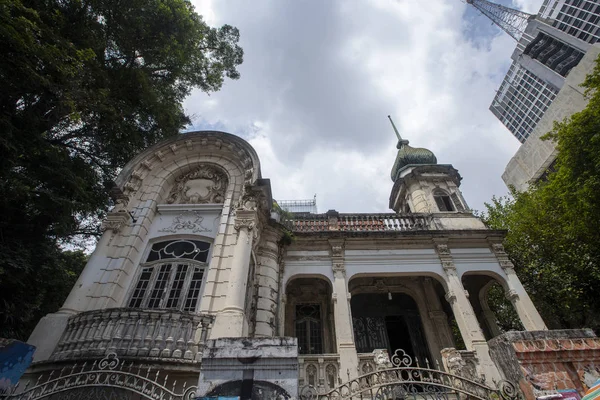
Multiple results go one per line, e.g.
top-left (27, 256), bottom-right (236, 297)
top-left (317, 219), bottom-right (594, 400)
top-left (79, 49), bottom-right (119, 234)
top-left (435, 240), bottom-right (502, 383)
top-left (489, 242), bottom-right (547, 331)
top-left (211, 209), bottom-right (258, 338)
top-left (329, 239), bottom-right (359, 380)
top-left (254, 226), bottom-right (284, 337)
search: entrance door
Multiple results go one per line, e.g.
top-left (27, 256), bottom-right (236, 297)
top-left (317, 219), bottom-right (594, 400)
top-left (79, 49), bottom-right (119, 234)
top-left (351, 293), bottom-right (431, 365)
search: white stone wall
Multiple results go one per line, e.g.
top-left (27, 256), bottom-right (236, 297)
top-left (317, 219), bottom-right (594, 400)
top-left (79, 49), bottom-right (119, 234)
top-left (28, 131), bottom-right (265, 361)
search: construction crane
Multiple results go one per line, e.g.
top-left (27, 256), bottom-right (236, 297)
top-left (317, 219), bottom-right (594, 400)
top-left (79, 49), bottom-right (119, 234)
top-left (466, 0), bottom-right (534, 41)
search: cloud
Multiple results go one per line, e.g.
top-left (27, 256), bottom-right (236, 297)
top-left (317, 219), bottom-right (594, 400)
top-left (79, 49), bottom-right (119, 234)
top-left (186, 0), bottom-right (543, 213)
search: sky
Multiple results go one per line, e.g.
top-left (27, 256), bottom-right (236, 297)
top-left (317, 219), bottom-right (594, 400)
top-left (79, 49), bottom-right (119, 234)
top-left (185, 0), bottom-right (544, 214)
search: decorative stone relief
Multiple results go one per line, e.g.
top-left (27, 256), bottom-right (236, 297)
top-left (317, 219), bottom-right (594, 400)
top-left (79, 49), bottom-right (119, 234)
top-left (372, 349), bottom-right (393, 369)
top-left (331, 245), bottom-right (343, 257)
top-left (441, 348), bottom-right (480, 382)
top-left (505, 289), bottom-right (519, 301)
top-left (332, 262), bottom-right (345, 278)
top-left (491, 243), bottom-right (506, 254)
top-left (166, 165), bottom-right (227, 204)
top-left (158, 212), bottom-right (211, 234)
top-left (234, 217), bottom-right (256, 232)
top-left (436, 244), bottom-right (451, 255)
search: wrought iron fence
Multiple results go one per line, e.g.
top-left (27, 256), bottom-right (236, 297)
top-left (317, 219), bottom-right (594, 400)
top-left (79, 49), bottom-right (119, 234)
top-left (299, 349), bottom-right (520, 400)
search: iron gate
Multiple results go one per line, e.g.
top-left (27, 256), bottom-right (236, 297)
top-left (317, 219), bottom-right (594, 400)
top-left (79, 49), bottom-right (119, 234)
top-left (299, 349), bottom-right (520, 400)
top-left (4, 353), bottom-right (197, 400)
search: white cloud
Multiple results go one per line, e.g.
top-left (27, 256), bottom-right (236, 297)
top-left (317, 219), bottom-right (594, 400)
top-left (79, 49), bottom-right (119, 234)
top-left (186, 0), bottom-right (544, 213)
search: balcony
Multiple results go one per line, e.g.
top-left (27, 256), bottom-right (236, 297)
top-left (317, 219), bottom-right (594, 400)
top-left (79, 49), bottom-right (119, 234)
top-left (284, 213), bottom-right (433, 233)
top-left (50, 308), bottom-right (214, 363)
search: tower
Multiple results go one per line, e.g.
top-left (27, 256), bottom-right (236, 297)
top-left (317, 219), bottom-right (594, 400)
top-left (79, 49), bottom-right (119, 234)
top-left (466, 0), bottom-right (533, 41)
top-left (387, 116), bottom-right (468, 215)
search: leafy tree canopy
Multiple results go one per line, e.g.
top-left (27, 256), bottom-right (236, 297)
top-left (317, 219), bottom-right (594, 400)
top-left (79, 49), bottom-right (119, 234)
top-left (0, 0), bottom-right (243, 339)
top-left (480, 55), bottom-right (600, 332)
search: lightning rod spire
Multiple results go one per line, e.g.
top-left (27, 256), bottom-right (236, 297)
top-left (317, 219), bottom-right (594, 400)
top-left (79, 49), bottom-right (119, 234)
top-left (387, 115), bottom-right (403, 142)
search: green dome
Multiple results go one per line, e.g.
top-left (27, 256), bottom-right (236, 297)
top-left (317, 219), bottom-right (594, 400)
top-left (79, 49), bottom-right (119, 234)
top-left (390, 140), bottom-right (437, 181)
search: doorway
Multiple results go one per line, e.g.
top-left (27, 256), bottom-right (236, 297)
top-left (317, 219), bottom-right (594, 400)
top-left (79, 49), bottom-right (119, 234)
top-left (351, 293), bottom-right (430, 364)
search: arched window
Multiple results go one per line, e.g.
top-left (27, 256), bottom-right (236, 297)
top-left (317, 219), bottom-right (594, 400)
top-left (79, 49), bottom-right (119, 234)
top-left (128, 239), bottom-right (210, 312)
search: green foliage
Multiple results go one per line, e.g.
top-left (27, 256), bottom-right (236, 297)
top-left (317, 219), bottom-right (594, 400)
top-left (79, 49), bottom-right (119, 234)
top-left (480, 55), bottom-right (600, 332)
top-left (0, 0), bottom-right (243, 339)
top-left (486, 283), bottom-right (523, 332)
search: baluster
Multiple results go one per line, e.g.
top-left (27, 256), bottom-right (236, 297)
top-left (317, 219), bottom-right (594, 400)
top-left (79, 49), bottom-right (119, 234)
top-left (92, 315), bottom-right (106, 354)
top-left (71, 316), bottom-right (87, 356)
top-left (129, 312), bottom-right (144, 356)
top-left (101, 310), bottom-right (117, 353)
top-left (151, 314), bottom-right (166, 357)
top-left (171, 315), bottom-right (189, 358)
top-left (121, 311), bottom-right (135, 354)
top-left (138, 313), bottom-right (156, 356)
top-left (162, 313), bottom-right (177, 358)
top-left (184, 317), bottom-right (196, 360)
top-left (108, 310), bottom-right (125, 353)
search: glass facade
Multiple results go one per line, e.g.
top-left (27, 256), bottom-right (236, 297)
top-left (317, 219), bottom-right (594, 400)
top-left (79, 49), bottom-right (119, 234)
top-left (490, 62), bottom-right (558, 143)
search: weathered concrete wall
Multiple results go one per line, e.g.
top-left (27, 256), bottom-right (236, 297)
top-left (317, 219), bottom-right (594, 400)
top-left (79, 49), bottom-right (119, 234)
top-left (197, 337), bottom-right (299, 399)
top-left (489, 329), bottom-right (600, 400)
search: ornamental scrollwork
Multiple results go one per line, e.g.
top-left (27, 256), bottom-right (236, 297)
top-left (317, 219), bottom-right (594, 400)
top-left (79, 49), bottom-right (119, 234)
top-left (167, 165), bottom-right (227, 204)
top-left (158, 212), bottom-right (211, 234)
top-left (234, 217), bottom-right (256, 231)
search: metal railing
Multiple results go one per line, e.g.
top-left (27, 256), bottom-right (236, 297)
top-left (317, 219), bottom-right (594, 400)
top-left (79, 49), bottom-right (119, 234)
top-left (51, 308), bottom-right (213, 363)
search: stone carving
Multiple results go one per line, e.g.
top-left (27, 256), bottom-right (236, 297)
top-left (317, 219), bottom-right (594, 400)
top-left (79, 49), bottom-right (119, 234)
top-left (442, 260), bottom-right (455, 271)
top-left (331, 245), bottom-right (343, 257)
top-left (436, 244), bottom-right (451, 255)
top-left (441, 348), bottom-right (479, 382)
top-left (372, 349), bottom-right (393, 369)
top-left (167, 165), bottom-right (227, 204)
top-left (505, 289), bottom-right (519, 301)
top-left (491, 243), bottom-right (506, 254)
top-left (332, 262), bottom-right (345, 277)
top-left (158, 212), bottom-right (210, 233)
top-left (234, 217), bottom-right (256, 231)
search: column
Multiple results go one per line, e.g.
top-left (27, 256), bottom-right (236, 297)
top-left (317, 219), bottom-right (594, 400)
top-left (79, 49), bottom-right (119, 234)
top-left (211, 209), bottom-right (257, 338)
top-left (490, 243), bottom-right (547, 331)
top-left (254, 227), bottom-right (283, 337)
top-left (421, 278), bottom-right (454, 350)
top-left (435, 242), bottom-right (502, 383)
top-left (329, 240), bottom-right (359, 380)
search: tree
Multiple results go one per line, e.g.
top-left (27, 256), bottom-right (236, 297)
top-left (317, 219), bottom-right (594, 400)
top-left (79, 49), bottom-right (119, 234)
top-left (0, 0), bottom-right (243, 339)
top-left (480, 55), bottom-right (600, 332)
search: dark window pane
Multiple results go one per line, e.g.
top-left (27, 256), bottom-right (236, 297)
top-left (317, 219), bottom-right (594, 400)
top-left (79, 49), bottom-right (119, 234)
top-left (166, 264), bottom-right (188, 308)
top-left (128, 268), bottom-right (152, 308)
top-left (184, 267), bottom-right (205, 312)
top-left (148, 264), bottom-right (172, 308)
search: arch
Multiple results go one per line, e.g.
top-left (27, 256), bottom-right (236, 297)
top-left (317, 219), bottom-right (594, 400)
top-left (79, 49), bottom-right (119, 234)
top-left (115, 130), bottom-right (261, 191)
top-left (461, 272), bottom-right (522, 340)
top-left (348, 271), bottom-right (449, 292)
top-left (285, 276), bottom-right (336, 354)
top-left (285, 273), bottom-right (334, 292)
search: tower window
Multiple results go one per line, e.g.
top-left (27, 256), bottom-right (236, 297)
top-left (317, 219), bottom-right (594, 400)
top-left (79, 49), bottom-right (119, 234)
top-left (433, 190), bottom-right (455, 212)
top-left (127, 239), bottom-right (209, 312)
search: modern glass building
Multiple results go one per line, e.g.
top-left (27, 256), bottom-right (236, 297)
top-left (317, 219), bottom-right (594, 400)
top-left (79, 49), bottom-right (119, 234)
top-left (490, 0), bottom-right (599, 142)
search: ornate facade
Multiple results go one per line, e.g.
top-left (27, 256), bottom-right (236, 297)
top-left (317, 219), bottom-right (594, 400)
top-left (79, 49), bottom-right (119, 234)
top-left (19, 129), bottom-right (550, 399)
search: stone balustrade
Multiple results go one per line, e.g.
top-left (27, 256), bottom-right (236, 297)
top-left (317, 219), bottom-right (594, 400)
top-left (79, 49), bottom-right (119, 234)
top-left (51, 308), bottom-right (214, 363)
top-left (298, 354), bottom-right (340, 391)
top-left (284, 213), bottom-right (433, 233)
